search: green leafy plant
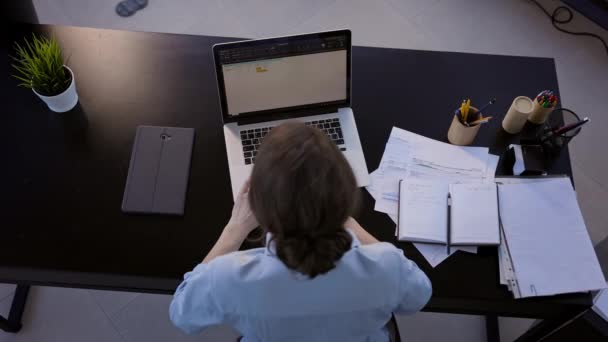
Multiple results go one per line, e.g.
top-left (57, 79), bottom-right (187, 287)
top-left (11, 34), bottom-right (71, 96)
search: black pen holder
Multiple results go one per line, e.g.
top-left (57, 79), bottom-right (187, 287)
top-left (536, 108), bottom-right (581, 157)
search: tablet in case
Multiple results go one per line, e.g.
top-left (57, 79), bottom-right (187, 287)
top-left (121, 126), bottom-right (195, 215)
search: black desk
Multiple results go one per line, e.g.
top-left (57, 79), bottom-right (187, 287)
top-left (0, 24), bottom-right (592, 341)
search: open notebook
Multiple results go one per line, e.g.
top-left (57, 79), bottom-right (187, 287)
top-left (397, 179), bottom-right (500, 247)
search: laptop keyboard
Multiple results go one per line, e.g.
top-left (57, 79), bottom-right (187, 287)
top-left (240, 118), bottom-right (346, 165)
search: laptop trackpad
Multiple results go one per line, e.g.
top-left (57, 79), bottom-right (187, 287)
top-left (122, 126), bottom-right (195, 215)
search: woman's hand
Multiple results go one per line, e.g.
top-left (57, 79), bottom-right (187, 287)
top-left (226, 180), bottom-right (259, 237)
top-left (202, 181), bottom-right (259, 264)
top-left (344, 216), bottom-right (379, 245)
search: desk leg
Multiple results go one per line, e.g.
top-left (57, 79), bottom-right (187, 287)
top-left (486, 315), bottom-right (500, 342)
top-left (514, 308), bottom-right (587, 342)
top-left (0, 285), bottom-right (30, 333)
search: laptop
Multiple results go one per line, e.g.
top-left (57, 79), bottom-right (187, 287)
top-left (213, 29), bottom-right (370, 199)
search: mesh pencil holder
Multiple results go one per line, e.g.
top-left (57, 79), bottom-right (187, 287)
top-left (536, 108), bottom-right (581, 157)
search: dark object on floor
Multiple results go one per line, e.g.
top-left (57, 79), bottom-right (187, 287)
top-left (116, 0), bottom-right (148, 17)
top-left (527, 0), bottom-right (608, 56)
top-left (562, 0), bottom-right (608, 30)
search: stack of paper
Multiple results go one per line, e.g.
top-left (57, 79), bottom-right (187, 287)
top-left (366, 127), bottom-right (500, 267)
top-left (497, 177), bottom-right (606, 298)
top-left (496, 176), bottom-right (559, 289)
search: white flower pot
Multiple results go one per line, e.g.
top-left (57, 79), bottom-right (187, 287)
top-left (32, 66), bottom-right (79, 113)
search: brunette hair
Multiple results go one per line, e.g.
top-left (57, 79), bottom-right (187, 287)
top-left (249, 122), bottom-right (359, 278)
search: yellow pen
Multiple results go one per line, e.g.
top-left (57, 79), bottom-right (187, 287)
top-left (463, 99), bottom-right (470, 122)
top-left (459, 100), bottom-right (466, 121)
top-left (470, 116), bottom-right (493, 125)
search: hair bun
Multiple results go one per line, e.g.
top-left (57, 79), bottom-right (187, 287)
top-left (275, 230), bottom-right (352, 278)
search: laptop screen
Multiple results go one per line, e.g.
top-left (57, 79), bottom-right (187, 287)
top-left (214, 30), bottom-right (350, 119)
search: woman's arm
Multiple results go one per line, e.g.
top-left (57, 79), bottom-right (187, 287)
top-left (202, 224), bottom-right (250, 264)
top-left (202, 181), bottom-right (259, 264)
top-left (344, 217), bottom-right (379, 245)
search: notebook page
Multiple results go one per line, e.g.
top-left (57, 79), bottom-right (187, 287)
top-left (498, 179), bottom-right (606, 298)
top-left (398, 179), bottom-right (448, 243)
top-left (449, 183), bottom-right (500, 245)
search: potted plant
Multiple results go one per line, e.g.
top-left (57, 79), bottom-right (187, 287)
top-left (11, 34), bottom-right (78, 113)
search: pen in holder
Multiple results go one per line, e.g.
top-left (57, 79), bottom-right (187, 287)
top-left (537, 108), bottom-right (583, 157)
top-left (528, 90), bottom-right (557, 124)
top-left (447, 106), bottom-right (480, 146)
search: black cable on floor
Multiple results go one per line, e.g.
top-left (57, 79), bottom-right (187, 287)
top-left (527, 0), bottom-right (608, 56)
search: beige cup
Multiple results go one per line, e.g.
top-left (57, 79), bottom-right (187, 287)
top-left (447, 107), bottom-right (480, 146)
top-left (502, 96), bottom-right (534, 134)
top-left (528, 98), bottom-right (554, 124)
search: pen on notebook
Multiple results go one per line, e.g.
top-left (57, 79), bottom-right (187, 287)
top-left (446, 192), bottom-right (451, 255)
top-left (554, 117), bottom-right (590, 135)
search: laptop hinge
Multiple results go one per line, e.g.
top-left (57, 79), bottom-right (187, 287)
top-left (236, 105), bottom-right (342, 126)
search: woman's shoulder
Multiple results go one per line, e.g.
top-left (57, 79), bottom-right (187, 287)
top-left (347, 241), bottom-right (408, 265)
top-left (207, 247), bottom-right (284, 279)
top-left (358, 241), bottom-right (403, 254)
top-left (210, 247), bottom-right (267, 267)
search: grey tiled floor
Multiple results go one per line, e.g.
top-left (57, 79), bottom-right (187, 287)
top-left (2, 0), bottom-right (606, 341)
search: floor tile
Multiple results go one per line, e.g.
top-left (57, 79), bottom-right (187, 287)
top-left (384, 0), bottom-right (442, 22)
top-left (572, 162), bottom-right (608, 245)
top-left (32, 0), bottom-right (72, 25)
top-left (0, 287), bottom-right (123, 342)
top-left (35, 0), bottom-right (252, 39)
top-left (88, 289), bottom-right (140, 318)
top-left (56, 0), bottom-right (159, 31)
top-left (499, 317), bottom-right (535, 342)
top-left (218, 0), bottom-right (334, 38)
top-left (123, 0), bottom-right (249, 38)
top-left (110, 293), bottom-right (240, 342)
top-left (406, 0), bottom-right (550, 55)
top-left (562, 72), bottom-right (608, 191)
top-left (395, 312), bottom-right (486, 342)
top-left (291, 0), bottom-right (437, 50)
top-left (0, 296), bottom-right (17, 342)
top-left (0, 284), bottom-right (15, 302)
top-left (179, 9), bottom-right (252, 40)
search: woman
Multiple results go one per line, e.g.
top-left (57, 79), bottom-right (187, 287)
top-left (170, 122), bottom-right (431, 341)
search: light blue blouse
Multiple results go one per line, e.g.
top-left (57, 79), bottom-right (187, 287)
top-left (170, 230), bottom-right (432, 342)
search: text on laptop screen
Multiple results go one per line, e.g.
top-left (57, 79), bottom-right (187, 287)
top-left (218, 35), bottom-right (348, 116)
